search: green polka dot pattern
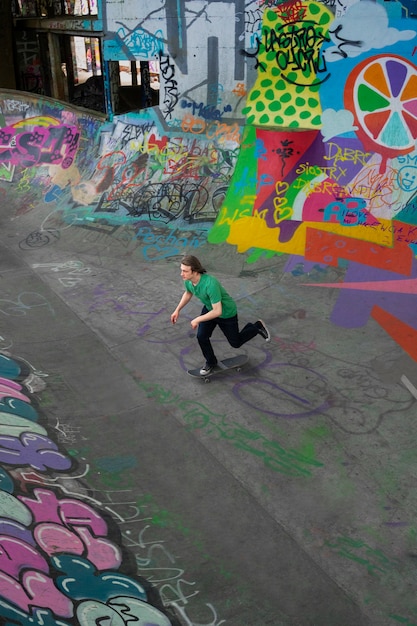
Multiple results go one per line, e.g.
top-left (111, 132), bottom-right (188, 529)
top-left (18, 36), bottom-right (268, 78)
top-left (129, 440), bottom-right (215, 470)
top-left (242, 3), bottom-right (333, 129)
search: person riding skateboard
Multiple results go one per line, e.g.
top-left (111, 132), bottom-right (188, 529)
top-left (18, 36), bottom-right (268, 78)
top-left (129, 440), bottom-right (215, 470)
top-left (171, 254), bottom-right (271, 375)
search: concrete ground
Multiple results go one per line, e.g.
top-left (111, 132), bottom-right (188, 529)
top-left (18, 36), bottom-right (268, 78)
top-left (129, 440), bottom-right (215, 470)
top-left (1, 199), bottom-right (417, 626)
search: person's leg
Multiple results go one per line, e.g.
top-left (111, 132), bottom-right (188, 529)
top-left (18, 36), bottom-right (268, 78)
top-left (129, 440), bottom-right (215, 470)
top-left (218, 315), bottom-right (270, 347)
top-left (196, 307), bottom-right (218, 367)
top-left (217, 315), bottom-right (256, 348)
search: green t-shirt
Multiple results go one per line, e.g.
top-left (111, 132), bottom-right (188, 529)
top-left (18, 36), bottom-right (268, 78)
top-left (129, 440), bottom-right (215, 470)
top-left (185, 273), bottom-right (237, 319)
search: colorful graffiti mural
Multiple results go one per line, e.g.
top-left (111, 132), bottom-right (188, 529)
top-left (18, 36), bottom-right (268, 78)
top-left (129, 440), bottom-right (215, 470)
top-left (205, 0), bottom-right (417, 361)
top-left (2, 0), bottom-right (417, 368)
top-left (0, 98), bottom-right (239, 234)
top-left (0, 351), bottom-right (179, 626)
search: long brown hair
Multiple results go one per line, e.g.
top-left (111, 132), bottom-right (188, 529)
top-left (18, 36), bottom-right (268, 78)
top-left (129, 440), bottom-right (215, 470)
top-left (181, 255), bottom-right (207, 274)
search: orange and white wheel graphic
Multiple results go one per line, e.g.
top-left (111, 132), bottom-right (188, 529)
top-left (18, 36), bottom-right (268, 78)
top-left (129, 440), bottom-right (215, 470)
top-left (345, 54), bottom-right (417, 159)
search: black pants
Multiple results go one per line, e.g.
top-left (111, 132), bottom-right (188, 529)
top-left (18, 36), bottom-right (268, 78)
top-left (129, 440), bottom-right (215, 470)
top-left (197, 306), bottom-right (260, 366)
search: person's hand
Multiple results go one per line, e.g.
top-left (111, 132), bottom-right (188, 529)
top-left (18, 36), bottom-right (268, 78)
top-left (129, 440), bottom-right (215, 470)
top-left (171, 311), bottom-right (179, 324)
top-left (190, 317), bottom-right (200, 330)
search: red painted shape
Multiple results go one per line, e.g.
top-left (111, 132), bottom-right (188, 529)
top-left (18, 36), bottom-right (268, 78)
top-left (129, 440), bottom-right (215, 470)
top-left (305, 228), bottom-right (413, 275)
top-left (371, 305), bottom-right (417, 361)
top-left (254, 129), bottom-right (319, 211)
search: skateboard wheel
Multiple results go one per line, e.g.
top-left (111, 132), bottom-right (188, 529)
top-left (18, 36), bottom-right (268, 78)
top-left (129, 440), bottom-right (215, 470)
top-left (204, 378), bottom-right (210, 383)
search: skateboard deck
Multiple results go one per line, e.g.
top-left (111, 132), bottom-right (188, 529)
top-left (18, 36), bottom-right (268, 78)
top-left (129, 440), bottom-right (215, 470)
top-left (187, 354), bottom-right (248, 381)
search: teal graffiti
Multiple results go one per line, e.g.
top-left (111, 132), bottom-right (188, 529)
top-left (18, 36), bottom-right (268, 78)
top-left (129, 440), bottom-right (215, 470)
top-left (52, 554), bottom-right (148, 602)
top-left (0, 354), bottom-right (23, 379)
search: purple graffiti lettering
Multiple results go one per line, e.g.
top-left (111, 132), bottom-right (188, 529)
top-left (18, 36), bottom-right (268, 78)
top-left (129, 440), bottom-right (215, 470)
top-left (0, 520), bottom-right (35, 545)
top-left (233, 370), bottom-right (329, 418)
top-left (0, 433), bottom-right (72, 471)
top-left (136, 307), bottom-right (167, 336)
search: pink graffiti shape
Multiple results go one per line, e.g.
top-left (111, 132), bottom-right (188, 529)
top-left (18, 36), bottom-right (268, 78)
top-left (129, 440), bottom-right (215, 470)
top-left (23, 570), bottom-right (74, 617)
top-left (0, 570), bottom-right (73, 617)
top-left (76, 526), bottom-right (122, 570)
top-left (34, 523), bottom-right (84, 558)
top-left (302, 277), bottom-right (417, 293)
top-left (34, 524), bottom-right (121, 570)
top-left (0, 378), bottom-right (23, 391)
top-left (19, 489), bottom-right (108, 535)
top-left (0, 384), bottom-right (30, 402)
top-left (0, 536), bottom-right (48, 579)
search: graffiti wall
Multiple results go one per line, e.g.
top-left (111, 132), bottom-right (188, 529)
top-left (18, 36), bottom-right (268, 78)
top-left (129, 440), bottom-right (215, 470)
top-left (103, 0), bottom-right (250, 122)
top-left (101, 0), bottom-right (417, 356)
top-left (2, 0), bottom-right (417, 364)
top-left (204, 0), bottom-right (417, 363)
top-left (0, 94), bottom-right (240, 251)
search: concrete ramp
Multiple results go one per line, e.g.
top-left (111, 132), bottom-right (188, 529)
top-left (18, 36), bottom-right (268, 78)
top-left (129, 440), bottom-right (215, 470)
top-left (0, 90), bottom-right (416, 625)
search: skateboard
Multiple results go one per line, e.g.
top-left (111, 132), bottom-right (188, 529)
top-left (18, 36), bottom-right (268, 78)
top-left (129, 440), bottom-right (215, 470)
top-left (187, 354), bottom-right (248, 382)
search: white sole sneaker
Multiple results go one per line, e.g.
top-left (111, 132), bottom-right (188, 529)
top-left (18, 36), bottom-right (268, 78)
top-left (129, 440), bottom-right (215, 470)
top-left (257, 319), bottom-right (271, 342)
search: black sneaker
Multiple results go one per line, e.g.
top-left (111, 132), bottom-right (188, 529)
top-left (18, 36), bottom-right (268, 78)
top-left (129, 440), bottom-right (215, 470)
top-left (256, 319), bottom-right (271, 342)
top-left (200, 364), bottom-right (214, 375)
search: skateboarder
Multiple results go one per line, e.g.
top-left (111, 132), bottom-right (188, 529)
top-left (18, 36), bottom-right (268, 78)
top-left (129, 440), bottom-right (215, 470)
top-left (171, 255), bottom-right (270, 375)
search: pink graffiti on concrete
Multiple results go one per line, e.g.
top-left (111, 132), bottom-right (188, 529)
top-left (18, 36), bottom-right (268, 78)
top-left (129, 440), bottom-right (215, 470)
top-left (0, 380), bottom-right (30, 402)
top-left (35, 524), bottom-right (122, 570)
top-left (19, 488), bottom-right (109, 534)
top-left (0, 568), bottom-right (73, 616)
top-left (0, 353), bottom-right (175, 625)
top-left (0, 124), bottom-right (80, 169)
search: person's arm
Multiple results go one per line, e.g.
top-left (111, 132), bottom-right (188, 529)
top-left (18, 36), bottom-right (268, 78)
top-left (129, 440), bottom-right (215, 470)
top-left (190, 301), bottom-right (222, 329)
top-left (171, 290), bottom-right (193, 324)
